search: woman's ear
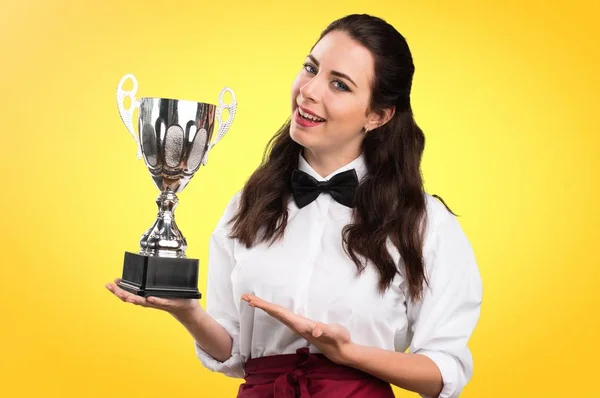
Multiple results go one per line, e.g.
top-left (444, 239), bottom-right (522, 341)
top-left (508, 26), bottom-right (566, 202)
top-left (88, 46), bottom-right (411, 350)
top-left (365, 106), bottom-right (395, 131)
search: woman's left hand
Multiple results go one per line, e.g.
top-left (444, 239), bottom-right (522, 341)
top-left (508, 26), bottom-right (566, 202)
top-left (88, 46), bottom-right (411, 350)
top-left (241, 294), bottom-right (356, 366)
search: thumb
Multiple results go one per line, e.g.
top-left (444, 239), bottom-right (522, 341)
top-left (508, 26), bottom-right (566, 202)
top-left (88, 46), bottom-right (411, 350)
top-left (312, 322), bottom-right (329, 338)
top-left (314, 323), bottom-right (351, 343)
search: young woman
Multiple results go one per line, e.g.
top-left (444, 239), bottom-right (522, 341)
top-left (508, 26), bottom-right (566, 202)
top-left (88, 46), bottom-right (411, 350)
top-left (107, 14), bottom-right (482, 398)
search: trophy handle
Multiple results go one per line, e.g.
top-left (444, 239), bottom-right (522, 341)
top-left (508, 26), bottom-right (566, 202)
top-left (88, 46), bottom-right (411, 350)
top-left (117, 74), bottom-right (142, 159)
top-left (202, 87), bottom-right (237, 166)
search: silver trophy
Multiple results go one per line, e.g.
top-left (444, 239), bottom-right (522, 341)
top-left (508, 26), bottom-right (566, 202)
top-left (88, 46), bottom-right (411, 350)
top-left (116, 73), bottom-right (236, 298)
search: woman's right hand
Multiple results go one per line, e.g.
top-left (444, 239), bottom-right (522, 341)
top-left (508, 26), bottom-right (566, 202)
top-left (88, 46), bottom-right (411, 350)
top-left (105, 278), bottom-right (199, 318)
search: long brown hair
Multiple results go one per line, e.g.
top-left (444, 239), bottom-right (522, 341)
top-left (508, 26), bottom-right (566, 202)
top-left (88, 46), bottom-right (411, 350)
top-left (229, 14), bottom-right (455, 302)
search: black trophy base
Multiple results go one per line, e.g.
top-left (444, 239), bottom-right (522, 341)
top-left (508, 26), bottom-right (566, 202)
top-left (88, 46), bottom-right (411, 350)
top-left (118, 252), bottom-right (202, 299)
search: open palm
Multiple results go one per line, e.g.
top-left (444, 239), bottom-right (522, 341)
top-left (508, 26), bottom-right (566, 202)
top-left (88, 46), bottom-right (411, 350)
top-left (241, 294), bottom-right (355, 365)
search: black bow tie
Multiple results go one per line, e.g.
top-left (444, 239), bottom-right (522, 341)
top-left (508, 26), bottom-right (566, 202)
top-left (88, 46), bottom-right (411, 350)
top-left (291, 169), bottom-right (359, 209)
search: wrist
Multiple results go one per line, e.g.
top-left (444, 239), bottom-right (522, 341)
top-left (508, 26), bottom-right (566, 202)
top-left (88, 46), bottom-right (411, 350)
top-left (170, 305), bottom-right (201, 323)
top-left (340, 342), bottom-right (364, 367)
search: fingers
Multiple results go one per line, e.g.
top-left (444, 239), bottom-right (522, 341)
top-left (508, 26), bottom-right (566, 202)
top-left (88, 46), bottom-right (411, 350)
top-left (105, 280), bottom-right (198, 314)
top-left (105, 282), bottom-right (132, 302)
top-left (242, 294), bottom-right (316, 335)
top-left (242, 294), bottom-right (286, 318)
top-left (242, 294), bottom-right (297, 319)
top-left (241, 294), bottom-right (272, 311)
top-left (125, 294), bottom-right (150, 307)
top-left (105, 281), bottom-right (154, 308)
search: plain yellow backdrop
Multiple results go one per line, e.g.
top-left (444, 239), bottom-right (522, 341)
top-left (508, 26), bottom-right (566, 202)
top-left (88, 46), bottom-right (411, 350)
top-left (1, 0), bottom-right (598, 396)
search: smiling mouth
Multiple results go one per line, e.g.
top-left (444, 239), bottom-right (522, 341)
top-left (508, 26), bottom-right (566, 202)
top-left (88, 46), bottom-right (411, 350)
top-left (298, 107), bottom-right (326, 122)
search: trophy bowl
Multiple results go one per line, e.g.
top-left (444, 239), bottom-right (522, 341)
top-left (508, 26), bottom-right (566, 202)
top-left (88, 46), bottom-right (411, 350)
top-left (115, 73), bottom-right (236, 298)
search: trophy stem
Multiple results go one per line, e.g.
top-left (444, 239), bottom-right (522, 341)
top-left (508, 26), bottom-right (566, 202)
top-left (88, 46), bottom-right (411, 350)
top-left (139, 189), bottom-right (187, 258)
top-left (120, 188), bottom-right (200, 299)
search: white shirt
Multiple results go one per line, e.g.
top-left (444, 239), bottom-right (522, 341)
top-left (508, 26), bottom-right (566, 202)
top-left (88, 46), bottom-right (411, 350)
top-left (195, 153), bottom-right (482, 398)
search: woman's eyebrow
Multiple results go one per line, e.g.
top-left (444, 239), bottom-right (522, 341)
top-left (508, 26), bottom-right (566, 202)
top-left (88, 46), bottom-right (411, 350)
top-left (307, 54), bottom-right (358, 88)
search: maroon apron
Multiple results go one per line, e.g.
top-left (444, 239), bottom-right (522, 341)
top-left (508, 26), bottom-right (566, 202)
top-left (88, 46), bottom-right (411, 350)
top-left (237, 347), bottom-right (395, 398)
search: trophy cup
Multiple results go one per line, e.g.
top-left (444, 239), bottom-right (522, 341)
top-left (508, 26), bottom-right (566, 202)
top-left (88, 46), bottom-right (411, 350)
top-left (116, 73), bottom-right (236, 298)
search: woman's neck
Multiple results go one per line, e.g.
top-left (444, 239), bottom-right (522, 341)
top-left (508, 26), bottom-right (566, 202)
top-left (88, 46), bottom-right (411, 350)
top-left (302, 147), bottom-right (361, 178)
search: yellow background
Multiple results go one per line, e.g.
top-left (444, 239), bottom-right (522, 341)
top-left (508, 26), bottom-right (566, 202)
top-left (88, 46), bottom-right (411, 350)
top-left (1, 0), bottom-right (598, 396)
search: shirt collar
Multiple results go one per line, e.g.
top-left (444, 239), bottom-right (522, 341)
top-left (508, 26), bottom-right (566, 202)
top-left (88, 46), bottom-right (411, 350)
top-left (297, 151), bottom-right (367, 182)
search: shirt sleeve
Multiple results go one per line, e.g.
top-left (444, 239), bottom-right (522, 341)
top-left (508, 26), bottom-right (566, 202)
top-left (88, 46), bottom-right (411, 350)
top-left (194, 193), bottom-right (245, 378)
top-left (407, 214), bottom-right (483, 398)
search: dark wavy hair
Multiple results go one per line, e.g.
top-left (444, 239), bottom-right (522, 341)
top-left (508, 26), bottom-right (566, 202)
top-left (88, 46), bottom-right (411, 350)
top-left (228, 14), bottom-right (455, 302)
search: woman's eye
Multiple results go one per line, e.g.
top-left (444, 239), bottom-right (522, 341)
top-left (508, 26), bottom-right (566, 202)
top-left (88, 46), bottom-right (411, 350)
top-left (332, 80), bottom-right (350, 92)
top-left (301, 63), bottom-right (350, 92)
top-left (303, 63), bottom-right (317, 74)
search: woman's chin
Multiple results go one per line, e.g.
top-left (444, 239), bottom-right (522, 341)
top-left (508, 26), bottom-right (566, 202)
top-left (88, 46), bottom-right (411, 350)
top-left (289, 127), bottom-right (309, 146)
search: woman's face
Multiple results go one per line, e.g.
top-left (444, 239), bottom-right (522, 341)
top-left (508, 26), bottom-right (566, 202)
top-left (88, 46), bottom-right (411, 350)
top-left (290, 30), bottom-right (381, 158)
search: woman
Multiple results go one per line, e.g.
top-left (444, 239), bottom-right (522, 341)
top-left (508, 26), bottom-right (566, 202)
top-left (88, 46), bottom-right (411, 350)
top-left (106, 14), bottom-right (482, 398)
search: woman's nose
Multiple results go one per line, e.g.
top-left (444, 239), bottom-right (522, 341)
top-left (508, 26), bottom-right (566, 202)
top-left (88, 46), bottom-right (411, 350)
top-left (299, 77), bottom-right (323, 103)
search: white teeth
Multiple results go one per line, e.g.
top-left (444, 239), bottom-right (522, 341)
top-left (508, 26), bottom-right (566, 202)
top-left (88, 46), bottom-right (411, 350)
top-left (299, 108), bottom-right (325, 122)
